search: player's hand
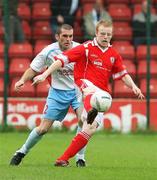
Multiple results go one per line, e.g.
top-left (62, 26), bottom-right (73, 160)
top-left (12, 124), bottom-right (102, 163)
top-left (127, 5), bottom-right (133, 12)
top-left (32, 74), bottom-right (46, 85)
top-left (132, 85), bottom-right (145, 99)
top-left (14, 80), bottom-right (24, 92)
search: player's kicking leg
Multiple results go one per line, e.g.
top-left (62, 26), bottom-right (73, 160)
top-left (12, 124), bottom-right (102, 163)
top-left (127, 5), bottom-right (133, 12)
top-left (54, 108), bottom-right (98, 167)
top-left (10, 119), bottom-right (53, 166)
top-left (75, 108), bottom-right (98, 167)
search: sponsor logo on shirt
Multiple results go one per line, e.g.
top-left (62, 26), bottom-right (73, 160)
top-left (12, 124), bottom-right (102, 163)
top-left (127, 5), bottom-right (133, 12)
top-left (93, 60), bottom-right (103, 66)
top-left (58, 69), bottom-right (73, 76)
top-left (93, 59), bottom-right (111, 71)
top-left (93, 59), bottom-right (103, 66)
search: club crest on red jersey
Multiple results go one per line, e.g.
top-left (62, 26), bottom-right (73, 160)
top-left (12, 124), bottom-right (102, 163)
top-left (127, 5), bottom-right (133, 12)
top-left (110, 57), bottom-right (115, 64)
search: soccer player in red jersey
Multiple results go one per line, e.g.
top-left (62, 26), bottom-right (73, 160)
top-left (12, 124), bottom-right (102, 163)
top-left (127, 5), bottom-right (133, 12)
top-left (33, 20), bottom-right (144, 167)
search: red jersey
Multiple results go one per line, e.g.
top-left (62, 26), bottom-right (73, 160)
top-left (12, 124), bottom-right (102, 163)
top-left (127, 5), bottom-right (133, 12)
top-left (56, 38), bottom-right (128, 92)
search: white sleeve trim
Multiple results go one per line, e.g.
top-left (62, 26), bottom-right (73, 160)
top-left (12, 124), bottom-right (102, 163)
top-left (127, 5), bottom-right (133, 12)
top-left (112, 69), bottom-right (128, 79)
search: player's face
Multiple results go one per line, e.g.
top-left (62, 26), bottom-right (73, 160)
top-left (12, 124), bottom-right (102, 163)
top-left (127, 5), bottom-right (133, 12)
top-left (96, 25), bottom-right (113, 49)
top-left (57, 28), bottom-right (73, 51)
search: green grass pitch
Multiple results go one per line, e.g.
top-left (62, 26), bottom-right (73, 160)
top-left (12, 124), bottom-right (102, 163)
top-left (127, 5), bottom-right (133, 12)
top-left (1, 131), bottom-right (157, 180)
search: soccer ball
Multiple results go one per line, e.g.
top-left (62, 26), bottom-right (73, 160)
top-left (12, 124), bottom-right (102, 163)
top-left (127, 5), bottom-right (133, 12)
top-left (90, 91), bottom-right (112, 112)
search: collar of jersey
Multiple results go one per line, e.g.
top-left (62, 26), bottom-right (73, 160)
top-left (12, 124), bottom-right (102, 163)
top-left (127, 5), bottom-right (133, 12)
top-left (92, 38), bottom-right (112, 53)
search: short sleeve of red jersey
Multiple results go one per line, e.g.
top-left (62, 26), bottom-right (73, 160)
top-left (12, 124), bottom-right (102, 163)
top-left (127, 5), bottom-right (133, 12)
top-left (112, 53), bottom-right (128, 80)
top-left (54, 44), bottom-right (85, 67)
top-left (63, 44), bottom-right (85, 63)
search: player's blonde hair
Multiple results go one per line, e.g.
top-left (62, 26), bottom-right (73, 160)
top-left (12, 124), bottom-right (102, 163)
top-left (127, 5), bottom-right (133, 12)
top-left (95, 20), bottom-right (113, 33)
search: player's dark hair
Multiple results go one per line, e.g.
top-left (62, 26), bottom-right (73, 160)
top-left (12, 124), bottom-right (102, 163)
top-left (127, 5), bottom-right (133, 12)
top-left (56, 24), bottom-right (73, 35)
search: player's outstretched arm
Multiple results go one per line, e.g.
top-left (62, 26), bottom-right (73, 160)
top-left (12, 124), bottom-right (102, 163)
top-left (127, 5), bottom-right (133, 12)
top-left (122, 74), bottom-right (145, 99)
top-left (15, 68), bottom-right (37, 92)
top-left (32, 60), bottom-right (62, 85)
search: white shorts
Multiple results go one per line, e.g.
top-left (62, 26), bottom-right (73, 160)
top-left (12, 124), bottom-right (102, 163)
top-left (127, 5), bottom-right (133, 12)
top-left (80, 79), bottom-right (112, 126)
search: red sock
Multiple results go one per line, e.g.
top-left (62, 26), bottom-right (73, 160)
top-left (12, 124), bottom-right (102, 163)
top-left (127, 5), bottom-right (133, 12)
top-left (57, 131), bottom-right (91, 161)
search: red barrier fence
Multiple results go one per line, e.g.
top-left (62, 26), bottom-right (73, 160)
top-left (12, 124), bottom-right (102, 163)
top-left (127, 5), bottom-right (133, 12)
top-left (0, 98), bottom-right (156, 133)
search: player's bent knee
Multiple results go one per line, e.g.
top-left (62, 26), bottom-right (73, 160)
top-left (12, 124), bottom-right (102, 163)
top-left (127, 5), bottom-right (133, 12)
top-left (90, 125), bottom-right (97, 135)
top-left (83, 123), bottom-right (97, 136)
top-left (36, 118), bottom-right (53, 135)
top-left (36, 127), bottom-right (49, 135)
